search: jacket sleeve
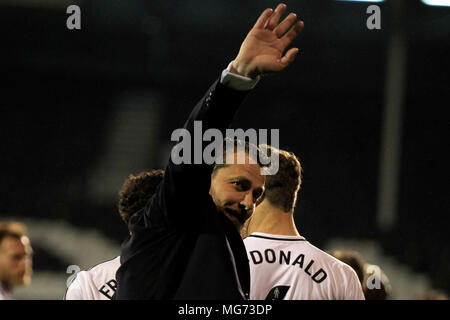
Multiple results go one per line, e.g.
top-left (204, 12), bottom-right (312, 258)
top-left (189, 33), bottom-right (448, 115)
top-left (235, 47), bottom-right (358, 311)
top-left (147, 76), bottom-right (251, 229)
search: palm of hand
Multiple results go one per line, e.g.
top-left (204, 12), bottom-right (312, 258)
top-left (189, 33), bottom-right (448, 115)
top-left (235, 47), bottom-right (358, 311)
top-left (233, 5), bottom-right (303, 78)
top-left (244, 29), bottom-right (286, 73)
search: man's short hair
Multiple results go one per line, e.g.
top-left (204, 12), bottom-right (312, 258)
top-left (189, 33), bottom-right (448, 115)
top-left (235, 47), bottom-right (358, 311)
top-left (212, 137), bottom-right (265, 178)
top-left (118, 169), bottom-right (165, 224)
top-left (0, 222), bottom-right (27, 246)
top-left (260, 145), bottom-right (302, 212)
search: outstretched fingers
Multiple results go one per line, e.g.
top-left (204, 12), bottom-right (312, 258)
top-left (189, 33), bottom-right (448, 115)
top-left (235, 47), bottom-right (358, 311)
top-left (280, 20), bottom-right (304, 49)
top-left (265, 3), bottom-right (287, 30)
top-left (274, 12), bottom-right (298, 38)
top-left (253, 8), bottom-right (274, 29)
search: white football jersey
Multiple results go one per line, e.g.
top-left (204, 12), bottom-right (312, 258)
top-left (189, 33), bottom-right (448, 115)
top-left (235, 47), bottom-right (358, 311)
top-left (65, 256), bottom-right (120, 300)
top-left (244, 233), bottom-right (365, 300)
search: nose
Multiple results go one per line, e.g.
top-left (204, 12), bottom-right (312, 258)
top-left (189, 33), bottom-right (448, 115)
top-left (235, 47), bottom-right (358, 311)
top-left (240, 192), bottom-right (256, 212)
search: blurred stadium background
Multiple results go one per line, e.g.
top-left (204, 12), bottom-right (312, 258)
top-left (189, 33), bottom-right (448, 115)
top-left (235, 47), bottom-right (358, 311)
top-left (0, 0), bottom-right (449, 299)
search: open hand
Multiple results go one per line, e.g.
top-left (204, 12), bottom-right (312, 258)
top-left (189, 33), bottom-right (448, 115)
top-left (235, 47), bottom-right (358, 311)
top-left (232, 3), bottom-right (304, 79)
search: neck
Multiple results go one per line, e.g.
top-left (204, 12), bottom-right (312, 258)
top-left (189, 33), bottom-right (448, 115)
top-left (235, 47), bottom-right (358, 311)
top-left (245, 200), bottom-right (300, 237)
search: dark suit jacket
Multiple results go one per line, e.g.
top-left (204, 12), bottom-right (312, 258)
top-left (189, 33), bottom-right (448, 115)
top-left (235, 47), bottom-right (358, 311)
top-left (115, 77), bottom-right (251, 299)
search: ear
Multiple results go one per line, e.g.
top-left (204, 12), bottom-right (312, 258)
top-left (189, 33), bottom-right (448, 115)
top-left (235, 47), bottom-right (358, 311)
top-left (209, 183), bottom-right (214, 197)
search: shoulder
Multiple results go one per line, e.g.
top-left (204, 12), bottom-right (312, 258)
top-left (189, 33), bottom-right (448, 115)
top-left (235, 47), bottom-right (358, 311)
top-left (302, 241), bottom-right (356, 273)
top-left (65, 270), bottom-right (89, 300)
top-left (299, 241), bottom-right (364, 299)
top-left (303, 242), bottom-right (363, 295)
top-left (65, 257), bottom-right (121, 300)
top-left (87, 256), bottom-right (121, 281)
top-left (89, 256), bottom-right (121, 273)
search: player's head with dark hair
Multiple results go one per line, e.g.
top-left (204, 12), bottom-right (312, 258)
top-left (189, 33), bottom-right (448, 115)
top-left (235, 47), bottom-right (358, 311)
top-left (258, 145), bottom-right (302, 213)
top-left (118, 169), bottom-right (165, 225)
top-left (0, 222), bottom-right (33, 290)
top-left (211, 137), bottom-right (262, 178)
top-left (210, 138), bottom-right (267, 231)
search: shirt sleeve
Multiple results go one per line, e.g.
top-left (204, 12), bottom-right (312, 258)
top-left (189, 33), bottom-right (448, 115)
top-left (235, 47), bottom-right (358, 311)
top-left (220, 61), bottom-right (260, 91)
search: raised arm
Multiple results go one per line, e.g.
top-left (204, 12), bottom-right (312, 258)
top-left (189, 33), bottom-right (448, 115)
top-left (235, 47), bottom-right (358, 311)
top-left (152, 3), bottom-right (304, 228)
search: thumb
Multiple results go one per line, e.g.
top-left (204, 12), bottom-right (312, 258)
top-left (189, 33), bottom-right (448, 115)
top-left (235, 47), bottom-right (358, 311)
top-left (279, 47), bottom-right (299, 68)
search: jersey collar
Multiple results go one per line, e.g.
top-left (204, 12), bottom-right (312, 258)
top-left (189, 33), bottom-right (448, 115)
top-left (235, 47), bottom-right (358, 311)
top-left (248, 232), bottom-right (306, 241)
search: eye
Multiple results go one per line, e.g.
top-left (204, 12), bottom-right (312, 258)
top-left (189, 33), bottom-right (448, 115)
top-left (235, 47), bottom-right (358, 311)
top-left (12, 254), bottom-right (24, 261)
top-left (231, 181), bottom-right (243, 190)
top-left (231, 180), bottom-right (250, 191)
